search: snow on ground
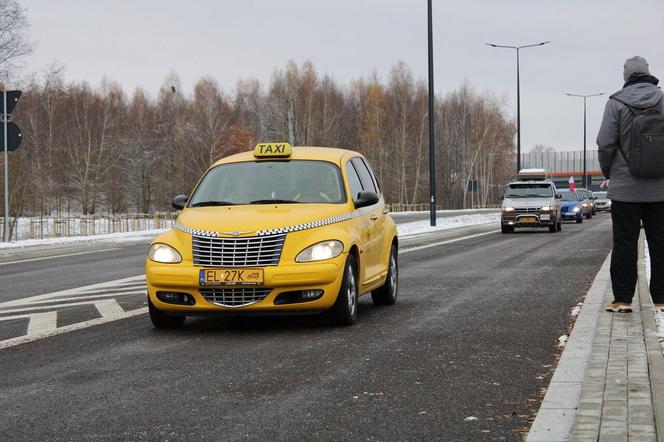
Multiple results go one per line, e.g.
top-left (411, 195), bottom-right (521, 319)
top-left (1, 211), bottom-right (500, 249)
top-left (0, 229), bottom-right (168, 249)
top-left (396, 213), bottom-right (499, 237)
top-left (646, 241), bottom-right (664, 343)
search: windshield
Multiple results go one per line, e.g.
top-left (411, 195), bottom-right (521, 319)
top-left (595, 191), bottom-right (607, 198)
top-left (561, 192), bottom-right (579, 201)
top-left (189, 160), bottom-right (346, 206)
top-left (504, 184), bottom-right (553, 198)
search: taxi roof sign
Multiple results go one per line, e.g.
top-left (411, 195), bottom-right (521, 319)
top-left (254, 142), bottom-right (292, 158)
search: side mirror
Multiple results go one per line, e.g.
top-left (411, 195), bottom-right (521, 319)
top-left (354, 191), bottom-right (380, 209)
top-left (556, 194), bottom-right (562, 199)
top-left (172, 194), bottom-right (189, 210)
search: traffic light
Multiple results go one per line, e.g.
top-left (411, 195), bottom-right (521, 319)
top-left (1, 90), bottom-right (22, 152)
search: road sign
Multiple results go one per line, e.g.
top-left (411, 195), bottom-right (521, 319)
top-left (0, 121), bottom-right (22, 152)
top-left (1, 91), bottom-right (21, 116)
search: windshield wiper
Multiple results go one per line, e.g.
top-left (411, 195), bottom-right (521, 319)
top-left (250, 199), bottom-right (301, 204)
top-left (190, 201), bottom-right (236, 207)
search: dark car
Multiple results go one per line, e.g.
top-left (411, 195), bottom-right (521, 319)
top-left (575, 188), bottom-right (594, 219)
top-left (559, 189), bottom-right (584, 223)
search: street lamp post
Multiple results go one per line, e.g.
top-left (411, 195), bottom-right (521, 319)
top-left (427, 0), bottom-right (436, 227)
top-left (486, 41), bottom-right (550, 173)
top-left (565, 92), bottom-right (605, 188)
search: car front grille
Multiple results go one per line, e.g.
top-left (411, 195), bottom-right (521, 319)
top-left (200, 287), bottom-right (272, 308)
top-left (514, 207), bottom-right (541, 215)
top-left (192, 234), bottom-right (286, 267)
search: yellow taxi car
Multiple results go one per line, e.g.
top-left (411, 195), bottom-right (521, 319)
top-left (146, 143), bottom-right (398, 327)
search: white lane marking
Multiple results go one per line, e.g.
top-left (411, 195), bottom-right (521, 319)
top-left (0, 275), bottom-right (148, 350)
top-left (94, 299), bottom-right (126, 317)
top-left (0, 275), bottom-right (144, 308)
top-left (0, 311), bottom-right (58, 335)
top-left (11, 290), bottom-right (145, 306)
top-left (0, 308), bottom-right (148, 350)
top-left (27, 311), bottom-right (57, 335)
top-left (0, 247), bottom-right (123, 266)
top-left (399, 230), bottom-right (500, 255)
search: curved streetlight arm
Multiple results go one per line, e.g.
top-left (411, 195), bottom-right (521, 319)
top-left (486, 41), bottom-right (550, 50)
top-left (565, 92), bottom-right (606, 98)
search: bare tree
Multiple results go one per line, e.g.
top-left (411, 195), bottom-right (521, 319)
top-left (0, 0), bottom-right (33, 83)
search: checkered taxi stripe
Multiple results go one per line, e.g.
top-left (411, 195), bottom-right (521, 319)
top-left (175, 212), bottom-right (357, 238)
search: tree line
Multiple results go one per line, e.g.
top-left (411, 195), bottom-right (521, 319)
top-left (2, 60), bottom-right (516, 220)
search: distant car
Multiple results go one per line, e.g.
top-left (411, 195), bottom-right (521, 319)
top-left (594, 191), bottom-right (611, 212)
top-left (559, 190), bottom-right (584, 223)
top-left (575, 188), bottom-right (594, 219)
top-left (500, 170), bottom-right (562, 234)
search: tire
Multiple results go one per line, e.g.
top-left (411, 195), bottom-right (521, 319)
top-left (586, 212), bottom-right (592, 220)
top-left (557, 218), bottom-right (562, 231)
top-left (549, 223), bottom-right (557, 233)
top-left (372, 244), bottom-right (398, 306)
top-left (577, 215), bottom-right (583, 224)
top-left (501, 225), bottom-right (514, 234)
top-left (329, 254), bottom-right (359, 326)
top-left (148, 296), bottom-right (186, 328)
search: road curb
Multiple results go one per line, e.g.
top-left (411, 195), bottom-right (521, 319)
top-left (527, 252), bottom-right (611, 441)
top-left (638, 236), bottom-right (664, 441)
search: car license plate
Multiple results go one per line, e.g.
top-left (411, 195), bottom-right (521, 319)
top-left (199, 269), bottom-right (264, 286)
top-left (540, 214), bottom-right (550, 221)
top-left (520, 216), bottom-right (537, 223)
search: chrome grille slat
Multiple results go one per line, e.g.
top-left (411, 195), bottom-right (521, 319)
top-left (192, 234), bottom-right (286, 267)
top-left (200, 287), bottom-right (272, 307)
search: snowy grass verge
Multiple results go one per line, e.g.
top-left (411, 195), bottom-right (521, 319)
top-left (396, 213), bottom-right (499, 237)
top-left (0, 229), bottom-right (168, 250)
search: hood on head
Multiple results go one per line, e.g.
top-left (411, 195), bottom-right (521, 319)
top-left (612, 83), bottom-right (663, 109)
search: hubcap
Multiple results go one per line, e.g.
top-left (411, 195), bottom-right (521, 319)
top-left (347, 265), bottom-right (357, 315)
top-left (390, 252), bottom-right (398, 297)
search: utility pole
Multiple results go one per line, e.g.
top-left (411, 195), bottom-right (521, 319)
top-left (565, 92), bottom-right (605, 189)
top-left (427, 0), bottom-right (436, 227)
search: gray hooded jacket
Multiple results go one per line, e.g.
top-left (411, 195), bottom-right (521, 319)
top-left (597, 82), bottom-right (664, 202)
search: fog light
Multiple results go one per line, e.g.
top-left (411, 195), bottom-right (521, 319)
top-left (156, 291), bottom-right (196, 305)
top-left (302, 289), bottom-right (324, 300)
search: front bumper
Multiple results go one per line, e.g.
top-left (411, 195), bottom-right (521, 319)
top-left (146, 254), bottom-right (346, 314)
top-left (502, 214), bottom-right (555, 228)
top-left (561, 211), bottom-right (582, 220)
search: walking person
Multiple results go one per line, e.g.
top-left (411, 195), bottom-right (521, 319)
top-left (597, 56), bottom-right (664, 312)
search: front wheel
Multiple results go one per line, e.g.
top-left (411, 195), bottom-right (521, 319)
top-left (148, 296), bottom-right (186, 329)
top-left (501, 225), bottom-right (514, 234)
top-left (372, 244), bottom-right (398, 306)
top-left (329, 254), bottom-right (359, 326)
top-left (557, 218), bottom-right (562, 231)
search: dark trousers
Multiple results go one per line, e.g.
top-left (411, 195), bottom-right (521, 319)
top-left (611, 200), bottom-right (664, 303)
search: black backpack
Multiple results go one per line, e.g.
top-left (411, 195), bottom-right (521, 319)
top-left (612, 96), bottom-right (664, 178)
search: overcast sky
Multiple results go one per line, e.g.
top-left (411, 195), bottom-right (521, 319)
top-left (18, 0), bottom-right (662, 152)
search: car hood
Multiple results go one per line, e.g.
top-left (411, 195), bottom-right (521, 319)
top-left (175, 203), bottom-right (351, 235)
top-left (561, 200), bottom-right (580, 208)
top-left (503, 198), bottom-right (553, 208)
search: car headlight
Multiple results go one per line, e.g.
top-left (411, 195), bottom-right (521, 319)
top-left (148, 243), bottom-right (182, 263)
top-left (606, 200), bottom-right (612, 206)
top-left (540, 206), bottom-right (553, 212)
top-left (296, 240), bottom-right (344, 263)
top-left (572, 206), bottom-right (581, 213)
top-left (502, 206), bottom-right (515, 214)
top-left (581, 203), bottom-right (588, 208)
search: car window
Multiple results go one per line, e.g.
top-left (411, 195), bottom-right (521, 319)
top-left (504, 184), bottom-right (554, 198)
top-left (560, 192), bottom-right (578, 201)
top-left (351, 157), bottom-right (377, 194)
top-left (359, 158), bottom-right (381, 195)
top-left (595, 191), bottom-right (607, 198)
top-left (189, 160), bottom-right (346, 205)
top-left (346, 161), bottom-right (364, 201)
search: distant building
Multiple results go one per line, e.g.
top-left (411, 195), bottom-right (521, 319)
top-left (520, 149), bottom-right (605, 191)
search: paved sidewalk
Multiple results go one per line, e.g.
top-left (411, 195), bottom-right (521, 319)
top-left (528, 235), bottom-right (664, 441)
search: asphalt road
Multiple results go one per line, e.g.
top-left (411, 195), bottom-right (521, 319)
top-left (0, 214), bottom-right (613, 441)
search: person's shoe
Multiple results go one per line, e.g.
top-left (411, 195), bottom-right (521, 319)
top-left (606, 302), bottom-right (633, 313)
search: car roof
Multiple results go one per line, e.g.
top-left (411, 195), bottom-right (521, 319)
top-left (212, 146), bottom-right (359, 167)
top-left (508, 180), bottom-right (552, 185)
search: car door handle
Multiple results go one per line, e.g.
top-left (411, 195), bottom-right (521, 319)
top-left (370, 215), bottom-right (379, 221)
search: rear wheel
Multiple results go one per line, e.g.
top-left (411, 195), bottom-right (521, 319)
top-left (148, 296), bottom-right (186, 329)
top-left (329, 254), bottom-right (359, 326)
top-left (372, 244), bottom-right (398, 306)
